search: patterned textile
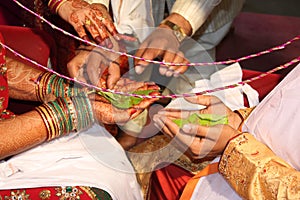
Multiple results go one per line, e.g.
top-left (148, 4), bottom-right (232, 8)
top-left (0, 33), bottom-right (15, 120)
top-left (0, 186), bottom-right (112, 200)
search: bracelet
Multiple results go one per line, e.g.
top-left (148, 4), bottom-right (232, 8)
top-left (35, 72), bottom-right (82, 102)
top-left (234, 107), bottom-right (255, 132)
top-left (48, 0), bottom-right (67, 14)
top-left (35, 95), bottom-right (94, 141)
top-left (160, 20), bottom-right (186, 42)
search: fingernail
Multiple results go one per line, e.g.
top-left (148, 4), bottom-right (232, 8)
top-left (159, 66), bottom-right (168, 75)
top-left (95, 36), bottom-right (102, 44)
top-left (106, 40), bottom-right (113, 49)
top-left (173, 72), bottom-right (180, 77)
top-left (129, 109), bottom-right (137, 116)
top-left (114, 34), bottom-right (121, 41)
top-left (135, 65), bottom-right (144, 74)
top-left (165, 71), bottom-right (173, 77)
top-left (182, 124), bottom-right (192, 132)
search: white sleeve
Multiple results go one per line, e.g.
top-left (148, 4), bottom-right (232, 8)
top-left (111, 0), bottom-right (154, 41)
top-left (85, 0), bottom-right (110, 9)
top-left (171, 0), bottom-right (222, 35)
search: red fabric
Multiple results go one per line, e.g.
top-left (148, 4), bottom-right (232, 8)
top-left (242, 69), bottom-right (281, 107)
top-left (149, 164), bottom-right (193, 200)
top-left (0, 32), bottom-right (14, 119)
top-left (0, 25), bottom-right (56, 69)
top-left (0, 33), bottom-right (8, 112)
top-left (0, 186), bottom-right (111, 199)
top-left (0, 25), bottom-right (55, 114)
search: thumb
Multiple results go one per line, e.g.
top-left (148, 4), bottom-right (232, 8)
top-left (182, 124), bottom-right (210, 139)
top-left (107, 62), bottom-right (120, 89)
top-left (184, 95), bottom-right (220, 107)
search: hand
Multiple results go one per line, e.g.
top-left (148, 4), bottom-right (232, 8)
top-left (67, 44), bottom-right (126, 89)
top-left (91, 78), bottom-right (160, 124)
top-left (134, 27), bottom-right (189, 77)
top-left (57, 0), bottom-right (118, 47)
top-left (153, 95), bottom-right (242, 159)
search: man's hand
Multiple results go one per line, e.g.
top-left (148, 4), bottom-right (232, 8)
top-left (67, 45), bottom-right (121, 89)
top-left (134, 13), bottom-right (192, 77)
top-left (153, 95), bottom-right (242, 159)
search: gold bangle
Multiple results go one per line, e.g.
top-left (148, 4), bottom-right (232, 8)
top-left (160, 20), bottom-right (186, 42)
top-left (48, 0), bottom-right (67, 14)
top-left (234, 107), bottom-right (255, 132)
top-left (235, 107), bottom-right (255, 121)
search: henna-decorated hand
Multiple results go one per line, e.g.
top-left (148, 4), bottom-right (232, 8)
top-left (57, 0), bottom-right (119, 47)
top-left (90, 78), bottom-right (160, 124)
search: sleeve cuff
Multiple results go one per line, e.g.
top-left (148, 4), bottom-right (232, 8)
top-left (171, 0), bottom-right (221, 35)
top-left (219, 133), bottom-right (292, 198)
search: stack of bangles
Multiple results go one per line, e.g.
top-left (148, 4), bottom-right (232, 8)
top-left (35, 71), bottom-right (83, 101)
top-left (48, 0), bottom-right (67, 14)
top-left (34, 72), bottom-right (94, 141)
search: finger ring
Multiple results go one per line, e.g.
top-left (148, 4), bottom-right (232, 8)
top-left (85, 19), bottom-right (91, 26)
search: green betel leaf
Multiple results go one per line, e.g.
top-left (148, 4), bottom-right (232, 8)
top-left (173, 113), bottom-right (228, 128)
top-left (96, 89), bottom-right (155, 109)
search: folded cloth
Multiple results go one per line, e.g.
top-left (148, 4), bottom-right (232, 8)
top-left (167, 62), bottom-right (259, 111)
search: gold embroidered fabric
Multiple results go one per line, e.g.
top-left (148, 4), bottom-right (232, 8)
top-left (128, 135), bottom-right (210, 199)
top-left (219, 133), bottom-right (300, 199)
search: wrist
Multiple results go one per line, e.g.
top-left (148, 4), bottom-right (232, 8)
top-left (161, 13), bottom-right (192, 36)
top-left (159, 13), bottom-right (192, 43)
top-left (48, 0), bottom-right (68, 14)
top-left (35, 95), bottom-right (94, 141)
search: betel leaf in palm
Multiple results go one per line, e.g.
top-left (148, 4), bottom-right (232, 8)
top-left (96, 89), bottom-right (155, 109)
top-left (173, 113), bottom-right (228, 128)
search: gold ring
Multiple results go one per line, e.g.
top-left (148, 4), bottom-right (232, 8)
top-left (85, 19), bottom-right (91, 26)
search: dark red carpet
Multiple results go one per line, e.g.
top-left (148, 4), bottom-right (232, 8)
top-left (217, 12), bottom-right (300, 77)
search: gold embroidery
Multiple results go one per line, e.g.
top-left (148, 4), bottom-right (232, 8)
top-left (79, 187), bottom-right (97, 200)
top-left (55, 186), bottom-right (83, 200)
top-left (4, 190), bottom-right (30, 200)
top-left (39, 190), bottom-right (51, 200)
top-left (0, 97), bottom-right (4, 110)
top-left (0, 63), bottom-right (7, 75)
top-left (0, 86), bottom-right (5, 91)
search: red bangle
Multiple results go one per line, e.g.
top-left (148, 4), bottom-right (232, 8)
top-left (48, 0), bottom-right (67, 14)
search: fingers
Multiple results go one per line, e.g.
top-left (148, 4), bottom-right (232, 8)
top-left (161, 51), bottom-right (189, 77)
top-left (184, 95), bottom-right (222, 107)
top-left (107, 61), bottom-right (121, 89)
top-left (116, 34), bottom-right (138, 42)
top-left (135, 46), bottom-right (164, 75)
top-left (90, 3), bottom-right (119, 39)
top-left (67, 49), bottom-right (91, 83)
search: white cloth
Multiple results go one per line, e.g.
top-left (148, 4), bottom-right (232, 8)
top-left (0, 124), bottom-right (143, 200)
top-left (244, 63), bottom-right (300, 170)
top-left (85, 0), bottom-right (110, 9)
top-left (167, 62), bottom-right (259, 111)
top-left (191, 63), bottom-right (300, 199)
top-left (111, 0), bottom-right (154, 42)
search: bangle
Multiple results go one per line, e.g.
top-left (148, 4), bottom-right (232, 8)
top-left (234, 107), bottom-right (255, 132)
top-left (48, 0), bottom-right (67, 14)
top-left (35, 95), bottom-right (94, 141)
top-left (35, 72), bottom-right (83, 102)
top-left (160, 20), bottom-right (186, 42)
